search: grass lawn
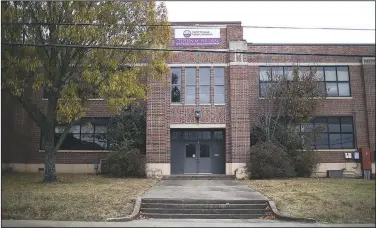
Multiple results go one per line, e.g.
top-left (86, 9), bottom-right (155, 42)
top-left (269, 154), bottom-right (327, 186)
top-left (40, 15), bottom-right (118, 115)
top-left (242, 178), bottom-right (375, 224)
top-left (1, 173), bottom-right (157, 221)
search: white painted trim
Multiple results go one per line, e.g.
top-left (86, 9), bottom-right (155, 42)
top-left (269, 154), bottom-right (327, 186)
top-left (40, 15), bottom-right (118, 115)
top-left (325, 97), bottom-right (353, 100)
top-left (170, 124), bottom-right (226, 129)
top-left (39, 150), bottom-right (111, 153)
top-left (170, 103), bottom-right (183, 106)
top-left (297, 149), bottom-right (356, 152)
top-left (168, 63), bottom-right (228, 67)
top-left (214, 104), bottom-right (226, 106)
top-left (229, 62), bottom-right (248, 66)
top-left (172, 25), bottom-right (227, 29)
top-left (247, 62), bottom-right (362, 66)
top-left (362, 57), bottom-right (375, 65)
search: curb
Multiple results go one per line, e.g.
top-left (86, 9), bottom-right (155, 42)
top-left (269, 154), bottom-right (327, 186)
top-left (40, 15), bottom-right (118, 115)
top-left (267, 200), bottom-right (316, 223)
top-left (106, 197), bottom-right (142, 222)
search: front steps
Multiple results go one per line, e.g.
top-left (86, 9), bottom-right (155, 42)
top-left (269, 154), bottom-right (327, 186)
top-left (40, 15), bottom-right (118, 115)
top-left (162, 174), bottom-right (235, 180)
top-left (140, 198), bottom-right (270, 219)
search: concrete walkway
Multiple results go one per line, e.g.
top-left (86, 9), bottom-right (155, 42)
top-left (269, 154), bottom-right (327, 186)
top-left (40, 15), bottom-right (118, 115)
top-left (142, 179), bottom-right (269, 200)
top-left (2, 219), bottom-right (375, 227)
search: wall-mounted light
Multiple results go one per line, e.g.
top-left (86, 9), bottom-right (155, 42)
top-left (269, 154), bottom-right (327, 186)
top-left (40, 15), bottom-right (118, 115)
top-left (195, 108), bottom-right (201, 121)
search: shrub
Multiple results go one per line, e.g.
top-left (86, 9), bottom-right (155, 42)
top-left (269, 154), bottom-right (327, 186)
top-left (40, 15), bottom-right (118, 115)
top-left (108, 106), bottom-right (146, 153)
top-left (248, 141), bottom-right (296, 179)
top-left (107, 146), bottom-right (146, 177)
top-left (249, 122), bottom-right (319, 178)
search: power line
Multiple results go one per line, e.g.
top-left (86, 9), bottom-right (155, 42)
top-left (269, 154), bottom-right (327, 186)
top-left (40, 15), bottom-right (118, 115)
top-left (2, 42), bottom-right (375, 58)
top-left (1, 22), bottom-right (375, 31)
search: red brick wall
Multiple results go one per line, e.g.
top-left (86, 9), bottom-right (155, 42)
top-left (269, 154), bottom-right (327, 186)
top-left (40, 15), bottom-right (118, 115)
top-left (3, 22), bottom-right (375, 169)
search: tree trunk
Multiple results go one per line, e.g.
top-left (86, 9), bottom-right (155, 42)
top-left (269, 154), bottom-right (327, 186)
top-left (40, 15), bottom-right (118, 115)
top-left (43, 96), bottom-right (58, 183)
top-left (44, 127), bottom-right (57, 183)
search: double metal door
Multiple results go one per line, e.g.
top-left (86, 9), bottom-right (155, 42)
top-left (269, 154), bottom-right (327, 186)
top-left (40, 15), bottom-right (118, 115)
top-left (184, 142), bottom-right (211, 174)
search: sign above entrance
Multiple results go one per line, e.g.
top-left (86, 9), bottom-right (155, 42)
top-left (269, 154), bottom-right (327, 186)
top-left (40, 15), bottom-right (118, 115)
top-left (174, 28), bottom-right (221, 46)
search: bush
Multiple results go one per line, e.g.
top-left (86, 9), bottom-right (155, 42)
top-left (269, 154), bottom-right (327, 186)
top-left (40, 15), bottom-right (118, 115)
top-left (108, 106), bottom-right (146, 153)
top-left (248, 141), bottom-right (296, 179)
top-left (107, 146), bottom-right (146, 177)
top-left (249, 122), bottom-right (319, 178)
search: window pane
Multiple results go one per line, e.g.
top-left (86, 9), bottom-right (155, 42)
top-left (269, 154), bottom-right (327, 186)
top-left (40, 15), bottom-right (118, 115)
top-left (329, 134), bottom-right (342, 149)
top-left (337, 67), bottom-right (349, 81)
top-left (200, 86), bottom-right (210, 104)
top-left (94, 134), bottom-right (107, 150)
top-left (315, 133), bottom-right (329, 149)
top-left (314, 117), bottom-right (328, 132)
top-left (328, 117), bottom-right (341, 132)
top-left (214, 131), bottom-right (224, 140)
top-left (341, 134), bottom-right (354, 148)
top-left (171, 131), bottom-right (181, 140)
top-left (171, 85), bottom-right (181, 103)
top-left (260, 82), bottom-right (271, 97)
top-left (214, 67), bottom-right (225, 85)
top-left (271, 67), bottom-right (284, 80)
top-left (299, 66), bottom-right (310, 79)
top-left (200, 144), bottom-right (210, 157)
top-left (80, 133), bottom-right (95, 150)
top-left (185, 86), bottom-right (196, 104)
top-left (284, 67), bottom-right (293, 80)
top-left (214, 85), bottom-right (225, 104)
top-left (171, 68), bottom-right (181, 85)
top-left (338, 83), bottom-right (350, 96)
top-left (260, 67), bottom-right (272, 81)
top-left (326, 83), bottom-right (338, 96)
top-left (55, 126), bottom-right (65, 133)
top-left (324, 67), bottom-right (337, 81)
top-left (185, 68), bottom-right (196, 85)
top-left (184, 131), bottom-right (197, 140)
top-left (95, 125), bottom-right (107, 133)
top-left (316, 82), bottom-right (326, 95)
top-left (341, 117), bottom-right (353, 132)
top-left (199, 67), bottom-right (210, 85)
top-left (198, 131), bottom-right (211, 140)
top-left (63, 133), bottom-right (83, 150)
top-left (81, 124), bottom-right (94, 134)
top-left (313, 67), bottom-right (324, 81)
top-left (186, 144), bottom-right (196, 158)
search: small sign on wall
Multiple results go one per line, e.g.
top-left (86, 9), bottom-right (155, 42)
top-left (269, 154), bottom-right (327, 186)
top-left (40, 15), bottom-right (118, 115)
top-left (174, 28), bottom-right (221, 46)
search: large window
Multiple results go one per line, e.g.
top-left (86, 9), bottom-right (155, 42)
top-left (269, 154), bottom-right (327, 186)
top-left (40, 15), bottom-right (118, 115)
top-left (185, 67), bottom-right (196, 104)
top-left (40, 117), bottom-right (109, 150)
top-left (171, 68), bottom-right (182, 103)
top-left (300, 116), bottom-right (355, 149)
top-left (214, 67), bottom-right (225, 104)
top-left (259, 66), bottom-right (351, 97)
top-left (199, 67), bottom-right (211, 104)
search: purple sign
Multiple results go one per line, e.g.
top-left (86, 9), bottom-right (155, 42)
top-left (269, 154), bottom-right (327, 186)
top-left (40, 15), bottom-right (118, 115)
top-left (175, 38), bottom-right (221, 46)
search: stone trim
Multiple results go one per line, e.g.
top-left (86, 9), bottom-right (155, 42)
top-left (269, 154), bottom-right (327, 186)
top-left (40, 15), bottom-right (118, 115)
top-left (248, 62), bottom-right (362, 66)
top-left (146, 163), bottom-right (170, 178)
top-left (39, 150), bottom-right (111, 153)
top-left (362, 57), bottom-right (375, 65)
top-left (170, 124), bottom-right (226, 129)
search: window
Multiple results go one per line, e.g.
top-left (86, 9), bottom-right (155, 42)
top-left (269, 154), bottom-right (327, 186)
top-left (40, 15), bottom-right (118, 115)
top-left (199, 67), bottom-right (211, 104)
top-left (214, 67), bottom-right (225, 104)
top-left (40, 117), bottom-right (109, 150)
top-left (299, 116), bottom-right (354, 149)
top-left (171, 68), bottom-right (182, 103)
top-left (259, 66), bottom-right (351, 97)
top-left (185, 68), bottom-right (196, 104)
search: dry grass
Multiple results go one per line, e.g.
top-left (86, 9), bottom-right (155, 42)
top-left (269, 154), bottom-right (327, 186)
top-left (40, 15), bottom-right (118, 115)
top-left (1, 173), bottom-right (157, 221)
top-left (242, 178), bottom-right (375, 224)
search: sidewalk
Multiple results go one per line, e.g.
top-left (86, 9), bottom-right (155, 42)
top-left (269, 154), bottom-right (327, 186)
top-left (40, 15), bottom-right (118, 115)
top-left (2, 219), bottom-right (375, 227)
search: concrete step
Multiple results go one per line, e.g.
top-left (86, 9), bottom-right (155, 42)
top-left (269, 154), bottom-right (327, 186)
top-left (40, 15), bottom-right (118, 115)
top-left (141, 208), bottom-right (267, 214)
top-left (141, 198), bottom-right (268, 205)
top-left (141, 203), bottom-right (267, 209)
top-left (162, 175), bottom-right (235, 180)
top-left (140, 213), bottom-right (267, 219)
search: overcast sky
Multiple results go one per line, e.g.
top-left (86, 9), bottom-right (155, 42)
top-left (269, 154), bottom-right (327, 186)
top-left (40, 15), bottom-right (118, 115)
top-left (164, 1), bottom-right (375, 44)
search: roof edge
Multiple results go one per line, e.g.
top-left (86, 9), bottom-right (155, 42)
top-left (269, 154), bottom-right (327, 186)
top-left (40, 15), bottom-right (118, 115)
top-left (247, 43), bottom-right (376, 46)
top-left (171, 21), bottom-right (241, 25)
